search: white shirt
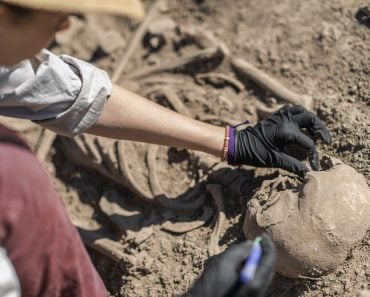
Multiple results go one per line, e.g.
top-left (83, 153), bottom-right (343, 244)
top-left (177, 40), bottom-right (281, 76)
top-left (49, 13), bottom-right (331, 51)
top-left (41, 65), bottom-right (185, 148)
top-left (0, 49), bottom-right (112, 137)
top-left (0, 51), bottom-right (112, 295)
top-left (0, 247), bottom-right (20, 297)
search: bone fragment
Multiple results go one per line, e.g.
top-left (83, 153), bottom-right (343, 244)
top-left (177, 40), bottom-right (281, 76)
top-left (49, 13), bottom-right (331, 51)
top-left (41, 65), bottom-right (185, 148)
top-left (79, 227), bottom-right (151, 268)
top-left (141, 76), bottom-right (208, 97)
top-left (153, 87), bottom-right (192, 117)
top-left (99, 191), bottom-right (143, 233)
top-left (147, 145), bottom-right (162, 195)
top-left (217, 95), bottom-right (236, 112)
top-left (78, 228), bottom-right (126, 264)
top-left (141, 76), bottom-right (189, 85)
top-left (231, 58), bottom-right (313, 109)
top-left (195, 72), bottom-right (245, 92)
top-left (161, 206), bottom-right (214, 234)
top-left (35, 129), bottom-right (57, 162)
top-left (116, 141), bottom-right (154, 201)
top-left (177, 25), bottom-right (230, 54)
top-left (207, 184), bottom-right (226, 256)
top-left (128, 46), bottom-right (225, 79)
top-left (80, 134), bottom-right (103, 164)
top-left (183, 90), bottom-right (210, 107)
top-left (125, 226), bottom-right (154, 245)
top-left (94, 138), bottom-right (119, 175)
top-left (99, 189), bottom-right (156, 245)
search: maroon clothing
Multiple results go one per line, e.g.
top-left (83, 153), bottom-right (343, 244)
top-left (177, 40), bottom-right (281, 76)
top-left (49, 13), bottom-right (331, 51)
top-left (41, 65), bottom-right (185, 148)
top-left (0, 125), bottom-right (107, 297)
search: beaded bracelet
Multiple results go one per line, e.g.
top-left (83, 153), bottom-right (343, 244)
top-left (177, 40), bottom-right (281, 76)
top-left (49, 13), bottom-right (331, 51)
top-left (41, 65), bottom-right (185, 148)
top-left (221, 126), bottom-right (230, 161)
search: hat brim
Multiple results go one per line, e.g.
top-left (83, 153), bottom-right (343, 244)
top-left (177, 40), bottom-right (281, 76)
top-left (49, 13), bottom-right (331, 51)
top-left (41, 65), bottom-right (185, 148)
top-left (1, 0), bottom-right (145, 20)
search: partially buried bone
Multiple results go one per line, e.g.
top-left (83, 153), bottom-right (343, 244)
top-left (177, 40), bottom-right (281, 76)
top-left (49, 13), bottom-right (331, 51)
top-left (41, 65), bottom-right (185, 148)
top-left (78, 227), bottom-right (127, 264)
top-left (146, 87), bottom-right (192, 117)
top-left (231, 58), bottom-right (313, 110)
top-left (79, 227), bottom-right (152, 269)
top-left (195, 72), bottom-right (245, 93)
top-left (207, 184), bottom-right (226, 256)
top-left (99, 189), bottom-right (154, 244)
top-left (176, 25), bottom-right (230, 54)
top-left (244, 157), bottom-right (370, 278)
top-left (161, 205), bottom-right (214, 234)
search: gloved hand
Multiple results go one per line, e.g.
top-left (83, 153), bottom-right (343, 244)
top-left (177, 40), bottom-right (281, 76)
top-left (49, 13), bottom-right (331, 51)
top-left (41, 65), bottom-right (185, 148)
top-left (227, 105), bottom-right (331, 177)
top-left (184, 234), bottom-right (277, 297)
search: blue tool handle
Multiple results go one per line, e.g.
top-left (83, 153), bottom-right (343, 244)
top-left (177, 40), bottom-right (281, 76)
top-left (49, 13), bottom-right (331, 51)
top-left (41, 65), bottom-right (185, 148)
top-left (239, 238), bottom-right (263, 284)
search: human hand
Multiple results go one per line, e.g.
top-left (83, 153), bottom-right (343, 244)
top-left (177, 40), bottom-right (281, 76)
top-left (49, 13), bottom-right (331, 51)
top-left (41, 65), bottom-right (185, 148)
top-left (228, 105), bottom-right (331, 177)
top-left (184, 234), bottom-right (277, 297)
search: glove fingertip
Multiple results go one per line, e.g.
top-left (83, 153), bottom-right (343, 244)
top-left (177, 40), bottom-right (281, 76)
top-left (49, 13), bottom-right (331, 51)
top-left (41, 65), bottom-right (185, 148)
top-left (324, 134), bottom-right (332, 145)
top-left (309, 154), bottom-right (321, 171)
top-left (297, 165), bottom-right (309, 178)
top-left (317, 130), bottom-right (332, 145)
top-left (279, 154), bottom-right (309, 178)
top-left (290, 161), bottom-right (309, 178)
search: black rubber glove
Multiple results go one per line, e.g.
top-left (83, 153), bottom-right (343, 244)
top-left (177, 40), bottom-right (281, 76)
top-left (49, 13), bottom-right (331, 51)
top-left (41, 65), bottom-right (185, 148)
top-left (230, 105), bottom-right (331, 177)
top-left (184, 234), bottom-right (277, 297)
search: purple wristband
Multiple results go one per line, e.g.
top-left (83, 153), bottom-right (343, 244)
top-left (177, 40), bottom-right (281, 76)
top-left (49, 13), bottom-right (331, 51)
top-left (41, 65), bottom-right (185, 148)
top-left (227, 120), bottom-right (250, 165)
top-left (227, 125), bottom-right (236, 164)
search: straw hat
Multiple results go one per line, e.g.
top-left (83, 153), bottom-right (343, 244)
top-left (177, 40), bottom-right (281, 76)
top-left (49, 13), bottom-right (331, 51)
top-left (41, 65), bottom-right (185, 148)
top-left (1, 0), bottom-right (145, 20)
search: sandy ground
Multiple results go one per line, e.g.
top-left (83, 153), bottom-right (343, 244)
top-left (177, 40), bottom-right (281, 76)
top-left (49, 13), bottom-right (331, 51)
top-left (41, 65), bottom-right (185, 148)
top-left (1, 0), bottom-right (369, 296)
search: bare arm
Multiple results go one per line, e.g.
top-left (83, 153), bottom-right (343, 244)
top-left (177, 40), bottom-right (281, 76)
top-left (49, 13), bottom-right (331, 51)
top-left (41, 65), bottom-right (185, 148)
top-left (87, 84), bottom-right (225, 157)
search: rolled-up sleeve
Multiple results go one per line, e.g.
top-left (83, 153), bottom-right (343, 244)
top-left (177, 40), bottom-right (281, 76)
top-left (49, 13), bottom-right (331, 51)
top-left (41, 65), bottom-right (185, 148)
top-left (0, 49), bottom-right (112, 137)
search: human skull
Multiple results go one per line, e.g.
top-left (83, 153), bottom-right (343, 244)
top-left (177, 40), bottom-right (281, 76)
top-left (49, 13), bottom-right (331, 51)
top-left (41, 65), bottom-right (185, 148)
top-left (243, 157), bottom-right (370, 278)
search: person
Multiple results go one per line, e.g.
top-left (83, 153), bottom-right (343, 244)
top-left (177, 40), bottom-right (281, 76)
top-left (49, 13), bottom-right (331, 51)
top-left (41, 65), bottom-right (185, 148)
top-left (0, 0), bottom-right (331, 296)
top-left (0, 123), bottom-right (276, 297)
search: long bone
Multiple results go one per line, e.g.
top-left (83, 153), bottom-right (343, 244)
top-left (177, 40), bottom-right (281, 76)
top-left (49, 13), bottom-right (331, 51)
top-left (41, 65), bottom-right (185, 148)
top-left (78, 228), bottom-right (128, 264)
top-left (231, 58), bottom-right (313, 109)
